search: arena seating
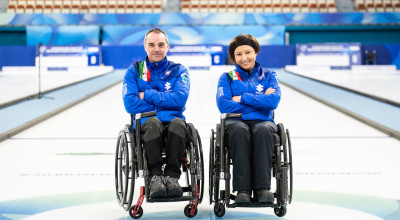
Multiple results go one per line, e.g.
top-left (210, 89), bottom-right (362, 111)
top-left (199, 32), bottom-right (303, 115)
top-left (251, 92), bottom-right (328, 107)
top-left (180, 0), bottom-right (338, 13)
top-left (6, 0), bottom-right (163, 13)
top-left (354, 0), bottom-right (400, 11)
top-left (5, 0), bottom-right (400, 13)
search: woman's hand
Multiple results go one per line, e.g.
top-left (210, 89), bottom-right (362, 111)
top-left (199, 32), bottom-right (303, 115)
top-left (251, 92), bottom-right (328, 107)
top-left (265, 87), bottom-right (275, 94)
top-left (139, 92), bottom-right (144, 100)
top-left (232, 96), bottom-right (241, 103)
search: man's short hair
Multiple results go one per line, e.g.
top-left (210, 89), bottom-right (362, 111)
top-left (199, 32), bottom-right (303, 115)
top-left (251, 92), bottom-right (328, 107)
top-left (144, 28), bottom-right (169, 45)
top-left (228, 34), bottom-right (260, 64)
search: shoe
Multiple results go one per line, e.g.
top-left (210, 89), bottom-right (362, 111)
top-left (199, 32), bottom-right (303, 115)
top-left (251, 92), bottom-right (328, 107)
top-left (164, 176), bottom-right (183, 197)
top-left (235, 190), bottom-right (251, 203)
top-left (255, 189), bottom-right (274, 203)
top-left (149, 175), bottom-right (167, 198)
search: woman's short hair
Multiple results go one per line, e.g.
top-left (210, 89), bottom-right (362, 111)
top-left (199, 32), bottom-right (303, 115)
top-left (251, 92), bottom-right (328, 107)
top-left (228, 34), bottom-right (260, 64)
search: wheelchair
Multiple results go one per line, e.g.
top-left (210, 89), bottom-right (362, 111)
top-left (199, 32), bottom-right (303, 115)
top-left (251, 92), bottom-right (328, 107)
top-left (209, 113), bottom-right (293, 217)
top-left (115, 111), bottom-right (204, 219)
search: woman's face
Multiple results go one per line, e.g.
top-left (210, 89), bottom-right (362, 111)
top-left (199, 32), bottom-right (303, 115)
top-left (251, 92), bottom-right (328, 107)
top-left (234, 45), bottom-right (257, 71)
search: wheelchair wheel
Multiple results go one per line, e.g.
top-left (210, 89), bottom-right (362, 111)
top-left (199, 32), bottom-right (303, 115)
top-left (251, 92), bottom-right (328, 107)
top-left (115, 130), bottom-right (127, 206)
top-left (184, 204), bottom-right (198, 218)
top-left (195, 129), bottom-right (205, 203)
top-left (209, 129), bottom-right (215, 205)
top-left (276, 123), bottom-right (293, 206)
top-left (129, 205), bottom-right (143, 219)
top-left (274, 206), bottom-right (287, 217)
top-left (287, 128), bottom-right (293, 204)
top-left (209, 128), bottom-right (221, 205)
top-left (214, 203), bottom-right (225, 217)
top-left (115, 130), bottom-right (135, 211)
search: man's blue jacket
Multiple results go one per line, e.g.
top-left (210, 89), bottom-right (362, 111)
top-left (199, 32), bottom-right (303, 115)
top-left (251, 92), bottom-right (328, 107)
top-left (216, 61), bottom-right (281, 122)
top-left (123, 57), bottom-right (190, 126)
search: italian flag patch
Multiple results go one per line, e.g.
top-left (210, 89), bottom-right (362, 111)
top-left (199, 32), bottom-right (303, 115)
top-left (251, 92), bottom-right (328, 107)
top-left (229, 70), bottom-right (242, 81)
top-left (139, 61), bottom-right (151, 81)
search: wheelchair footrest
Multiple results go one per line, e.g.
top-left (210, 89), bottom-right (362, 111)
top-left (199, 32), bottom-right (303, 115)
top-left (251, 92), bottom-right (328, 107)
top-left (147, 195), bottom-right (195, 203)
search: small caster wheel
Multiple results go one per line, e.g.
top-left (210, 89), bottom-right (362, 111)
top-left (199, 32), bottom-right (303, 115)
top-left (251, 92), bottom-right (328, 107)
top-left (184, 204), bottom-right (198, 218)
top-left (274, 206), bottom-right (287, 217)
top-left (213, 203), bottom-right (225, 217)
top-left (129, 205), bottom-right (143, 219)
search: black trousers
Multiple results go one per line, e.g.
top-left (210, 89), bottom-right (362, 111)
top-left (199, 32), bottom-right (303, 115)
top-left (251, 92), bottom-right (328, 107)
top-left (225, 119), bottom-right (277, 192)
top-left (141, 117), bottom-right (189, 179)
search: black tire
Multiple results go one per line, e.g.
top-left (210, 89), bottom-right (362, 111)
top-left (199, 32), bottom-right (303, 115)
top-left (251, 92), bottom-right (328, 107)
top-left (123, 136), bottom-right (136, 211)
top-left (184, 204), bottom-right (198, 218)
top-left (275, 144), bottom-right (282, 205)
top-left (115, 130), bottom-right (136, 211)
top-left (274, 206), bottom-right (287, 217)
top-left (190, 142), bottom-right (196, 196)
top-left (209, 129), bottom-right (215, 205)
top-left (287, 128), bottom-right (294, 204)
top-left (214, 146), bottom-right (221, 204)
top-left (115, 130), bottom-right (128, 207)
top-left (196, 129), bottom-right (205, 203)
top-left (214, 203), bottom-right (225, 217)
top-left (129, 205), bottom-right (143, 219)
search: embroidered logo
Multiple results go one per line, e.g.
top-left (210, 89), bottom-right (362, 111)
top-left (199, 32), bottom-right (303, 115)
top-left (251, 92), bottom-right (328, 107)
top-left (123, 83), bottom-right (128, 96)
top-left (218, 87), bottom-right (224, 97)
top-left (181, 73), bottom-right (189, 84)
top-left (256, 84), bottom-right (264, 93)
top-left (165, 82), bottom-right (171, 92)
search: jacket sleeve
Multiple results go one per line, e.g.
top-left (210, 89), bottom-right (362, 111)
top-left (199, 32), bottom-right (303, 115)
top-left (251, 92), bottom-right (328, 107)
top-left (240, 70), bottom-right (281, 111)
top-left (122, 67), bottom-right (157, 114)
top-left (144, 66), bottom-right (190, 111)
top-left (216, 73), bottom-right (257, 114)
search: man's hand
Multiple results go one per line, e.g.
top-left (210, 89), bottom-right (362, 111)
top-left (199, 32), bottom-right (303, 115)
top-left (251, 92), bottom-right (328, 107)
top-left (139, 92), bottom-right (144, 100)
top-left (265, 87), bottom-right (275, 94)
top-left (232, 96), bottom-right (241, 103)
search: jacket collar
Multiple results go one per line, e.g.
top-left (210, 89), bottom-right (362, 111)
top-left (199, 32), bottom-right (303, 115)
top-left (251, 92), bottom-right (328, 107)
top-left (146, 56), bottom-right (168, 73)
top-left (234, 61), bottom-right (261, 79)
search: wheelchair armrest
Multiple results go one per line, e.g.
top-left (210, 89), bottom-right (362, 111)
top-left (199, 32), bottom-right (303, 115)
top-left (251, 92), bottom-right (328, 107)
top-left (215, 124), bottom-right (221, 147)
top-left (277, 123), bottom-right (286, 146)
top-left (221, 113), bottom-right (242, 119)
top-left (134, 111), bottom-right (157, 120)
top-left (123, 124), bottom-right (132, 133)
top-left (187, 123), bottom-right (197, 143)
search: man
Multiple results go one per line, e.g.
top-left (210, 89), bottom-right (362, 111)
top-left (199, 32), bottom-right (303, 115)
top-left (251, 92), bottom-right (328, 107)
top-left (122, 28), bottom-right (191, 198)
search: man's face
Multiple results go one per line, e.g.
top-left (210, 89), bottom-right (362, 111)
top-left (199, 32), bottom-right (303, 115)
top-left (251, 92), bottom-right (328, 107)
top-left (144, 32), bottom-right (169, 63)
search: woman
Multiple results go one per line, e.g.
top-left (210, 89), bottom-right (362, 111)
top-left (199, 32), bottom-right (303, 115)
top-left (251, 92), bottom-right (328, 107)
top-left (216, 34), bottom-right (281, 203)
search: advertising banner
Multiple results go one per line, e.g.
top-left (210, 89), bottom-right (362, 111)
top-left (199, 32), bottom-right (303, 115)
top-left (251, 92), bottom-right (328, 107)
top-left (296, 43), bottom-right (362, 67)
top-left (36, 45), bottom-right (101, 70)
top-left (167, 45), bottom-right (225, 69)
